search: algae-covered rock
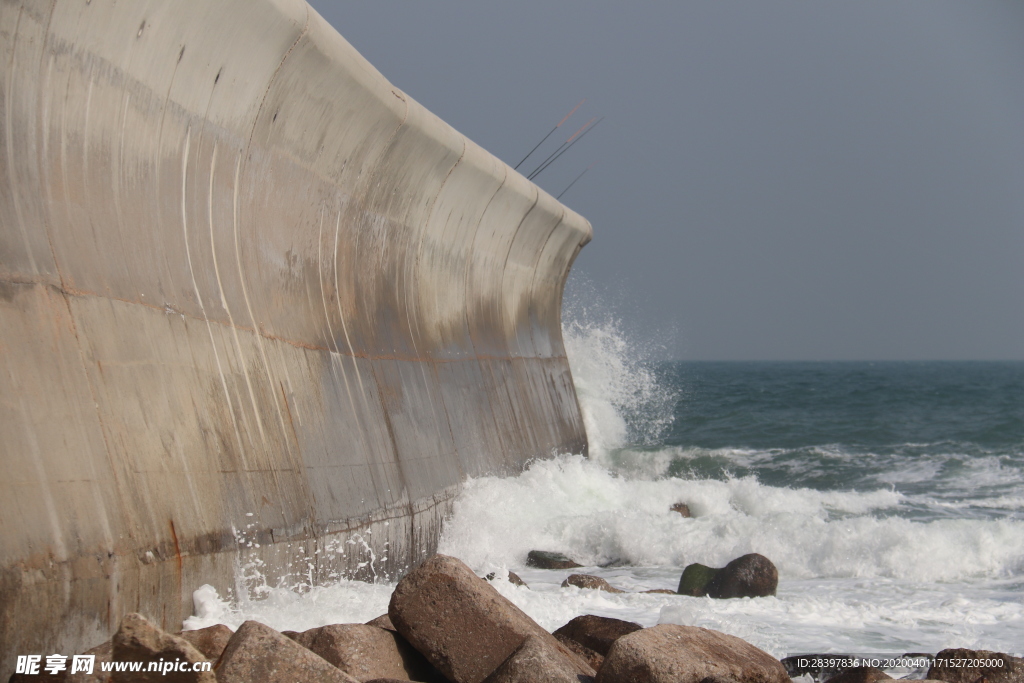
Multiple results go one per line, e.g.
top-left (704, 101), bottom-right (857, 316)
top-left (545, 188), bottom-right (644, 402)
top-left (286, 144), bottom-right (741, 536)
top-left (677, 563), bottom-right (720, 596)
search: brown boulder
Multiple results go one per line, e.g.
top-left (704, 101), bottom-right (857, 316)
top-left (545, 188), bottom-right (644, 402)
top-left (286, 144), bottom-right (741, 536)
top-left (111, 613), bottom-right (214, 683)
top-left (642, 589), bottom-right (677, 595)
top-left (296, 623), bottom-right (441, 682)
top-left (670, 503), bottom-right (692, 517)
top-left (66, 641), bottom-right (113, 683)
top-left (552, 615), bottom-right (643, 657)
top-left (928, 649), bottom-right (1024, 683)
top-left (823, 667), bottom-right (892, 683)
top-left (365, 614), bottom-right (397, 631)
top-left (215, 620), bottom-right (359, 683)
top-left (177, 624), bottom-right (233, 662)
top-left (483, 635), bottom-right (597, 683)
top-left (485, 571), bottom-right (529, 588)
top-left (595, 624), bottom-right (789, 683)
top-left (554, 634), bottom-right (605, 671)
top-left (526, 551), bottom-right (582, 570)
top-left (706, 553), bottom-right (778, 599)
top-left (560, 574), bottom-right (624, 593)
top-left (388, 554), bottom-right (594, 683)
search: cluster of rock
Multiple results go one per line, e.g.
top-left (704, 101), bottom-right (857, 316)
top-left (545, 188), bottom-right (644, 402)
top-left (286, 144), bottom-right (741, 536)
top-left (17, 551), bottom-right (1021, 683)
top-left (19, 554), bottom-right (794, 683)
top-left (526, 546), bottom-right (779, 599)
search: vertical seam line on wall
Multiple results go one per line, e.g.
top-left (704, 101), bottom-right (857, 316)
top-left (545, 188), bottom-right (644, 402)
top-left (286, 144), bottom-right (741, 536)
top-left (5, 5), bottom-right (38, 274)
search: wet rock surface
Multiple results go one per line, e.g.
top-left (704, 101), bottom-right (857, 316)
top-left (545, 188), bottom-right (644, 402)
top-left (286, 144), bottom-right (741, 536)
top-left (484, 571), bottom-right (529, 588)
top-left (595, 624), bottom-right (789, 683)
top-left (560, 574), bottom-right (624, 593)
top-left (676, 562), bottom-right (720, 596)
top-left (670, 503), bottom-right (692, 517)
top-left (526, 551), bottom-right (582, 570)
top-left (678, 554), bottom-right (778, 598)
top-left (706, 553), bottom-right (778, 599)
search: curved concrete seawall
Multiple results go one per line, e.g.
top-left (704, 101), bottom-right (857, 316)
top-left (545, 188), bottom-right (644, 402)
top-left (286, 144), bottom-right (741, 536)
top-left (0, 0), bottom-right (590, 671)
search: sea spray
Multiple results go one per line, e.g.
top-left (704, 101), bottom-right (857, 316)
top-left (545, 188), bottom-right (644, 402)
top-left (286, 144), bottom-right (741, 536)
top-left (561, 278), bottom-right (676, 455)
top-left (187, 287), bottom-right (1024, 657)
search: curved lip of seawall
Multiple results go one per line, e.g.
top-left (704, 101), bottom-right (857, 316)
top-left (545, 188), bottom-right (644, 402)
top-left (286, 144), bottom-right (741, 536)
top-left (0, 0), bottom-right (590, 674)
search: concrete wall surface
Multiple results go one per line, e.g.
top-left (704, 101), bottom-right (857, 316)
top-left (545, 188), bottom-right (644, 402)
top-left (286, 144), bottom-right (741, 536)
top-left (0, 0), bottom-right (591, 673)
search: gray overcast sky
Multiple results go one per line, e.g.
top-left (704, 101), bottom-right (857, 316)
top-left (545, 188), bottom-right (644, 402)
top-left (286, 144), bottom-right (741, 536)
top-left (308, 1), bottom-right (1024, 360)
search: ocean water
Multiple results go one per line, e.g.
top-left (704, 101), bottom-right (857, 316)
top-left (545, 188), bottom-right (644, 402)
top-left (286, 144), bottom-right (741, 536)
top-left (186, 314), bottom-right (1024, 661)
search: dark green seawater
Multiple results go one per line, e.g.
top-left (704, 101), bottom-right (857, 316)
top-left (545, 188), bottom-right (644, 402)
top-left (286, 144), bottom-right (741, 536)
top-left (621, 362), bottom-right (1024, 521)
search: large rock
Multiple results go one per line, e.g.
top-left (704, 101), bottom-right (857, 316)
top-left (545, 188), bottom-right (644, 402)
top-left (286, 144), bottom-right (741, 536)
top-left (216, 620), bottom-right (359, 683)
top-left (560, 574), bottom-right (624, 593)
top-left (595, 624), bottom-right (789, 683)
top-left (927, 649), bottom-right (1024, 683)
top-left (526, 551), bottom-right (582, 570)
top-left (706, 553), bottom-right (778, 599)
top-left (365, 614), bottom-right (397, 632)
top-left (111, 613), bottom-right (214, 683)
top-left (554, 635), bottom-right (604, 671)
top-left (388, 554), bottom-right (594, 683)
top-left (552, 615), bottom-right (642, 657)
top-left (676, 563), bottom-right (720, 596)
top-left (295, 623), bottom-right (441, 682)
top-left (483, 636), bottom-right (596, 683)
top-left (177, 625), bottom-right (234, 662)
top-left (66, 641), bottom-right (113, 683)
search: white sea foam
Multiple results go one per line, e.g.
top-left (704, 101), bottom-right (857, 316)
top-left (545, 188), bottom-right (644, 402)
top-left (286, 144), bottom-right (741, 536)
top-left (437, 454), bottom-right (1024, 582)
top-left (184, 287), bottom-right (1024, 658)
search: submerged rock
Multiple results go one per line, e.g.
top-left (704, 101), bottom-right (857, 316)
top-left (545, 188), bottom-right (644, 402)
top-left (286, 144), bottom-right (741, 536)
top-left (484, 571), bottom-right (529, 588)
top-left (561, 574), bottom-right (624, 593)
top-left (388, 554), bottom-right (593, 683)
top-left (595, 624), bottom-right (789, 683)
top-left (553, 615), bottom-right (643, 657)
top-left (526, 550), bottom-right (582, 570)
top-left (670, 503), bottom-right (692, 517)
top-left (927, 649), bottom-right (1024, 683)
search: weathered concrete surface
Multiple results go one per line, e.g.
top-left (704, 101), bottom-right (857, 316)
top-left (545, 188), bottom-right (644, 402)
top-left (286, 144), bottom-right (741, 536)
top-left (0, 0), bottom-right (591, 676)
